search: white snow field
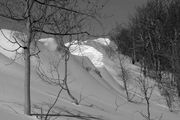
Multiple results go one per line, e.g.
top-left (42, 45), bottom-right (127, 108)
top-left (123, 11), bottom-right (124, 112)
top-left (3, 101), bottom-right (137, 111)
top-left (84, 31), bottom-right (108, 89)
top-left (0, 30), bottom-right (180, 120)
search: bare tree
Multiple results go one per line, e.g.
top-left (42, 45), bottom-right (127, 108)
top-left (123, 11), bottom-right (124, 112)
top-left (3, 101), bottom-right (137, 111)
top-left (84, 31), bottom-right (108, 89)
top-left (0, 0), bottom-right (106, 115)
top-left (118, 55), bottom-right (131, 101)
top-left (35, 44), bottom-right (104, 119)
top-left (136, 74), bottom-right (155, 120)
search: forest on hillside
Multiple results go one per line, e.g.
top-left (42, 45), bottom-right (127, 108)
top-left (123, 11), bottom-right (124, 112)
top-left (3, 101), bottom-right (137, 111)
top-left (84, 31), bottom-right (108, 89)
top-left (110, 0), bottom-right (180, 111)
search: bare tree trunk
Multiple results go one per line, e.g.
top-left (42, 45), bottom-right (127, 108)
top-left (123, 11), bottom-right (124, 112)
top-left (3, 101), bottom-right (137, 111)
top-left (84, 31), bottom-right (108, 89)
top-left (175, 73), bottom-right (180, 97)
top-left (174, 54), bottom-right (180, 97)
top-left (64, 52), bottom-right (79, 105)
top-left (171, 29), bottom-right (180, 97)
top-left (132, 34), bottom-right (136, 64)
top-left (177, 80), bottom-right (180, 97)
top-left (119, 56), bottom-right (130, 101)
top-left (24, 46), bottom-right (31, 115)
top-left (24, 2), bottom-right (32, 113)
top-left (146, 97), bottom-right (151, 120)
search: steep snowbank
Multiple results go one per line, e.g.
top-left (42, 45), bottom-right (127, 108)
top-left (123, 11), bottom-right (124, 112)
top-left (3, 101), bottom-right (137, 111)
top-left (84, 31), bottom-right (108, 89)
top-left (0, 36), bottom-right (180, 120)
top-left (37, 42), bottom-right (125, 109)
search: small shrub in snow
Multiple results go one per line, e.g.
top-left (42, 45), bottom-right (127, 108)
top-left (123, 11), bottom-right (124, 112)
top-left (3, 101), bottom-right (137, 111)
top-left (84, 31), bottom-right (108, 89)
top-left (85, 66), bottom-right (92, 72)
top-left (94, 69), bottom-right (102, 78)
top-left (136, 75), bottom-right (155, 120)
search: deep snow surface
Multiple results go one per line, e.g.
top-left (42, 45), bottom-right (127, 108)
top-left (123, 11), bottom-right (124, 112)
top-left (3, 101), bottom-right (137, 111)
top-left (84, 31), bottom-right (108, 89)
top-left (0, 32), bottom-right (180, 120)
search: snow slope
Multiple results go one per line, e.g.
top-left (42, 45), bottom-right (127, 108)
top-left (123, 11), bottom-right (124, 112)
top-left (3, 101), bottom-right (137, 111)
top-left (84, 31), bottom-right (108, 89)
top-left (0, 42), bottom-right (126, 120)
top-left (37, 42), bottom-right (125, 110)
top-left (0, 35), bottom-right (180, 120)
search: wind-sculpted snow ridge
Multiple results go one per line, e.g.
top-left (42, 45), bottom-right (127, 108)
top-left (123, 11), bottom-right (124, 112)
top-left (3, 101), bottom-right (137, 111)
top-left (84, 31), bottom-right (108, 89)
top-left (92, 38), bottom-right (111, 46)
top-left (69, 44), bottom-right (104, 67)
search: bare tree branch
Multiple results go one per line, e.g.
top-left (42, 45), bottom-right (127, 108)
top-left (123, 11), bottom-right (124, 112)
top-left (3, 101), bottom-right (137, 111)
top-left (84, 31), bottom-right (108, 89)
top-left (33, 29), bottom-right (90, 36)
top-left (34, 0), bottom-right (92, 17)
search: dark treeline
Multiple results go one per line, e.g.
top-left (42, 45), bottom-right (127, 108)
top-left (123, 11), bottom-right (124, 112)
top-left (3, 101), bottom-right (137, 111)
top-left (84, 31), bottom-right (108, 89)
top-left (109, 0), bottom-right (180, 98)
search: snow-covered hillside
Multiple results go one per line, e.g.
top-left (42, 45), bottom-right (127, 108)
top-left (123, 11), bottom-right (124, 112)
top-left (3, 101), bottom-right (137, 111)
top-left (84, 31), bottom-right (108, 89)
top-left (0, 32), bottom-right (180, 120)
